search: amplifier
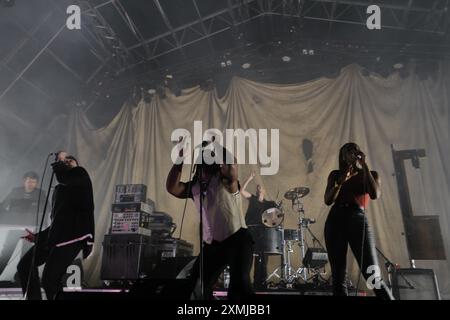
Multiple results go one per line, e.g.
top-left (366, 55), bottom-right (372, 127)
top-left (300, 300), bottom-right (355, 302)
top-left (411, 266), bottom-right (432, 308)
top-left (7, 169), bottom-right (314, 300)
top-left (149, 211), bottom-right (174, 232)
top-left (111, 201), bottom-right (154, 215)
top-left (110, 211), bottom-right (152, 235)
top-left (154, 238), bottom-right (194, 260)
top-left (101, 234), bottom-right (157, 280)
top-left (392, 268), bottom-right (441, 300)
top-left (114, 184), bottom-right (147, 203)
top-left (303, 248), bottom-right (328, 268)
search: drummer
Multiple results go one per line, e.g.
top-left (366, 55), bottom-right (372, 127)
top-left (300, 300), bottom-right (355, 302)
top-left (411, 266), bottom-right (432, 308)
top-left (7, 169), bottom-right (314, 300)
top-left (241, 172), bottom-right (277, 290)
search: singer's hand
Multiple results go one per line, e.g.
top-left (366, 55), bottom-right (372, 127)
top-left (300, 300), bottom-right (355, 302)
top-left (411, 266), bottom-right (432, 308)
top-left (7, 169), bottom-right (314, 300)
top-left (57, 151), bottom-right (67, 162)
top-left (21, 228), bottom-right (36, 243)
top-left (357, 151), bottom-right (366, 165)
top-left (337, 166), bottom-right (357, 185)
top-left (250, 171), bottom-right (256, 179)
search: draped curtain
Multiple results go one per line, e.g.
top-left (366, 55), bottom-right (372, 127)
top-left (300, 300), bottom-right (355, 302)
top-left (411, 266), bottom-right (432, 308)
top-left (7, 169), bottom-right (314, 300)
top-left (64, 64), bottom-right (450, 298)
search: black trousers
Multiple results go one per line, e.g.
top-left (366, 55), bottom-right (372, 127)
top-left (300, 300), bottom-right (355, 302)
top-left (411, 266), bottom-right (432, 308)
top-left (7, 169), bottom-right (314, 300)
top-left (17, 238), bottom-right (82, 300)
top-left (189, 228), bottom-right (254, 300)
top-left (324, 204), bottom-right (394, 300)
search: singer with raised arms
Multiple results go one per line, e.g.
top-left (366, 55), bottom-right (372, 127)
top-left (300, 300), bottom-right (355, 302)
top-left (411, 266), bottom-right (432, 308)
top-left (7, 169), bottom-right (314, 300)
top-left (323, 142), bottom-right (394, 299)
top-left (166, 137), bottom-right (254, 300)
top-left (17, 151), bottom-right (95, 300)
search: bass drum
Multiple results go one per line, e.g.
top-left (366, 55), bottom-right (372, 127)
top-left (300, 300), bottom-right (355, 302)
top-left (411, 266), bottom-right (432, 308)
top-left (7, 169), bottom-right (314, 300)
top-left (261, 207), bottom-right (284, 227)
top-left (247, 225), bottom-right (283, 255)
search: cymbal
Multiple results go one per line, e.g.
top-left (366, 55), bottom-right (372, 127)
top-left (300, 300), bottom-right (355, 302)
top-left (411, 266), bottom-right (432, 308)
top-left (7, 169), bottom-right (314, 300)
top-left (284, 187), bottom-right (310, 200)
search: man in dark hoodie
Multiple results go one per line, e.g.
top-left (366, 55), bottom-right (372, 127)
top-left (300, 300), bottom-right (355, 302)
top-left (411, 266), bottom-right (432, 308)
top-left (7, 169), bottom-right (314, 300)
top-left (0, 171), bottom-right (46, 276)
top-left (17, 151), bottom-right (95, 300)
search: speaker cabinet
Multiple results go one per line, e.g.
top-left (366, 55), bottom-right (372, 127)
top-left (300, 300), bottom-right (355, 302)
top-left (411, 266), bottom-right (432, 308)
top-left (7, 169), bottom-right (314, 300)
top-left (392, 268), bottom-right (441, 300)
top-left (101, 234), bottom-right (156, 280)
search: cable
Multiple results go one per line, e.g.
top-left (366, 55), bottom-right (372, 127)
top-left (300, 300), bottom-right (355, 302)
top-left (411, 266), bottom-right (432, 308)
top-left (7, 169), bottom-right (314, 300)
top-left (354, 156), bottom-right (368, 297)
top-left (176, 149), bottom-right (195, 240)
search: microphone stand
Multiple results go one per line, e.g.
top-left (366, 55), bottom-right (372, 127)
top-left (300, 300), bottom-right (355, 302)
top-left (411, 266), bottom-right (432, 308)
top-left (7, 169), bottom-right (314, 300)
top-left (376, 247), bottom-right (414, 290)
top-left (376, 247), bottom-right (395, 288)
top-left (198, 160), bottom-right (205, 300)
top-left (25, 157), bottom-right (55, 299)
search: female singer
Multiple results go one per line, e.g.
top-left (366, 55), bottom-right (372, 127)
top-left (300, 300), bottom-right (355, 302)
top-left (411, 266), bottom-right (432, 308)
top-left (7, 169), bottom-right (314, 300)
top-left (323, 142), bottom-right (394, 299)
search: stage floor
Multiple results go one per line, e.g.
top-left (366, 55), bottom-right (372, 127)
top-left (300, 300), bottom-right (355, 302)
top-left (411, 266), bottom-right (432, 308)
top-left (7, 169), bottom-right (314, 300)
top-left (0, 286), bottom-right (371, 300)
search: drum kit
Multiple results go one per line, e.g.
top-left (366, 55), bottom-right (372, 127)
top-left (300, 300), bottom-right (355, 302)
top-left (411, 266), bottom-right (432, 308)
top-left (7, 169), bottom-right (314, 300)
top-left (249, 186), bottom-right (326, 288)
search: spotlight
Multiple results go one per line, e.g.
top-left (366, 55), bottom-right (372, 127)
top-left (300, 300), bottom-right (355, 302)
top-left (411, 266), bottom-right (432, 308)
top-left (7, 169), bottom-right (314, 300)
top-left (241, 62), bottom-right (251, 69)
top-left (281, 56), bottom-right (291, 62)
top-left (226, 60), bottom-right (232, 66)
top-left (302, 49), bottom-right (308, 55)
top-left (393, 63), bottom-right (404, 70)
top-left (148, 88), bottom-right (156, 95)
top-left (220, 62), bottom-right (226, 68)
top-left (308, 49), bottom-right (315, 55)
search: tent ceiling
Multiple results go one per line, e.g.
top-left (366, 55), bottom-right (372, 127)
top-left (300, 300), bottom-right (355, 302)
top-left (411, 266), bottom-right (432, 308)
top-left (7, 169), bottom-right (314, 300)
top-left (0, 0), bottom-right (449, 125)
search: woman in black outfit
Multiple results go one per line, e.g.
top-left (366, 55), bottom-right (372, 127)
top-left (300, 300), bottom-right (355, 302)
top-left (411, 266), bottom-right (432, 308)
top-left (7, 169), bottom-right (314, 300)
top-left (323, 143), bottom-right (394, 300)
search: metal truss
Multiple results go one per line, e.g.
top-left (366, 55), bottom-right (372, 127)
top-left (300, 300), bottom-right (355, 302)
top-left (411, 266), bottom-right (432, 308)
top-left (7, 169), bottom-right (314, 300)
top-left (120, 0), bottom-right (262, 72)
top-left (76, 0), bottom-right (137, 75)
top-left (78, 0), bottom-right (450, 76)
top-left (263, 0), bottom-right (450, 34)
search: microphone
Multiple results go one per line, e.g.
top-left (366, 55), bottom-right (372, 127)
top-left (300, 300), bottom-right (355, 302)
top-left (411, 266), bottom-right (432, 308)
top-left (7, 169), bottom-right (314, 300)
top-left (194, 140), bottom-right (212, 149)
top-left (50, 152), bottom-right (60, 162)
top-left (195, 136), bottom-right (216, 149)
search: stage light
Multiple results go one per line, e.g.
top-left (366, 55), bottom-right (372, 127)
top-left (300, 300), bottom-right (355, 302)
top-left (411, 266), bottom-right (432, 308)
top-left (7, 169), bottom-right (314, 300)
top-left (241, 62), bottom-right (251, 69)
top-left (220, 62), bottom-right (226, 68)
top-left (393, 63), bottom-right (404, 69)
top-left (308, 49), bottom-right (315, 55)
top-left (302, 49), bottom-right (308, 55)
top-left (226, 60), bottom-right (232, 66)
top-left (148, 88), bottom-right (156, 95)
top-left (281, 56), bottom-right (291, 62)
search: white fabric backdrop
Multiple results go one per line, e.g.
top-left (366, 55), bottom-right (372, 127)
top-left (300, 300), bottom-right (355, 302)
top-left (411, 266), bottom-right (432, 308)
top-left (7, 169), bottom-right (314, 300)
top-left (62, 64), bottom-right (449, 298)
